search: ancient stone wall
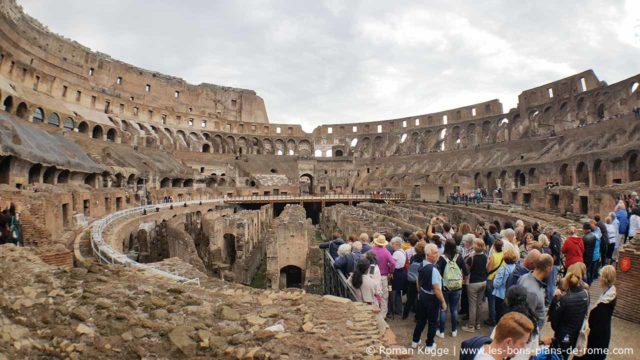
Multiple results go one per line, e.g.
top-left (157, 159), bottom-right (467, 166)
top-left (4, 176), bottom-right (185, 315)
top-left (265, 204), bottom-right (316, 289)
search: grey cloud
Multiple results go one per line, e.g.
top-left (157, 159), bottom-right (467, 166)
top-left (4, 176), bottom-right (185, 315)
top-left (20, 0), bottom-right (640, 132)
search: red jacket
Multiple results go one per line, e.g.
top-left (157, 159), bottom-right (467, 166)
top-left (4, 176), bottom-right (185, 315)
top-left (562, 236), bottom-right (584, 268)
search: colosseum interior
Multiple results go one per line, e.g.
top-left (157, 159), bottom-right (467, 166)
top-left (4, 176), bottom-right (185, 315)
top-left (0, 0), bottom-right (639, 358)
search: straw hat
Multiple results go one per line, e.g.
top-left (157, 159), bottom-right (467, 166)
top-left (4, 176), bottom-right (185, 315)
top-left (373, 235), bottom-right (388, 246)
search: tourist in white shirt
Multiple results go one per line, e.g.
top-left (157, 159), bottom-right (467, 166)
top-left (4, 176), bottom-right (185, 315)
top-left (390, 237), bottom-right (407, 317)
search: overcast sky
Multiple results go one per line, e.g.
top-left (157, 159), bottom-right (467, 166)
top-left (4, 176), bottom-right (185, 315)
top-left (20, 0), bottom-right (640, 132)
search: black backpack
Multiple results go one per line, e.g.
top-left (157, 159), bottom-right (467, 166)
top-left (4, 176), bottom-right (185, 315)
top-left (459, 336), bottom-right (492, 360)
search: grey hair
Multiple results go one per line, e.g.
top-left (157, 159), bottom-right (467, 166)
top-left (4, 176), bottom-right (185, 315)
top-left (503, 228), bottom-right (516, 240)
top-left (351, 241), bottom-right (363, 253)
top-left (515, 219), bottom-right (524, 228)
top-left (337, 243), bottom-right (352, 256)
top-left (359, 233), bottom-right (370, 243)
top-left (424, 243), bottom-right (438, 255)
top-left (462, 233), bottom-right (475, 245)
top-left (390, 236), bottom-right (403, 246)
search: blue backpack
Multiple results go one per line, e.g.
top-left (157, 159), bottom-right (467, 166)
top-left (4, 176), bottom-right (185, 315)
top-left (459, 336), bottom-right (492, 360)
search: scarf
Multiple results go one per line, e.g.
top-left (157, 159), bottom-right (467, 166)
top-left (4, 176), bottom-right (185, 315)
top-left (597, 285), bottom-right (616, 305)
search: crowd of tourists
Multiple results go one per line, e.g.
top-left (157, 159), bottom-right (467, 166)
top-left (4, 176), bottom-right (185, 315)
top-left (448, 188), bottom-right (489, 204)
top-left (319, 195), bottom-right (640, 359)
top-left (0, 202), bottom-right (22, 246)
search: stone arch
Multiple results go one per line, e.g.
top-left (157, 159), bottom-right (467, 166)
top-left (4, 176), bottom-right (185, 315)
top-left (3, 96), bottom-right (13, 112)
top-left (576, 162), bottom-right (590, 186)
top-left (92, 125), bottom-right (104, 139)
top-left (226, 136), bottom-right (236, 154)
top-left (57, 170), bottom-right (70, 184)
top-left (528, 168), bottom-right (538, 185)
top-left (237, 136), bottom-right (248, 155)
top-left (592, 159), bottom-right (607, 186)
top-left (45, 111), bottom-right (60, 125)
top-left (28, 163), bottom-right (42, 184)
top-left (286, 139), bottom-right (297, 156)
top-left (16, 102), bottom-right (28, 119)
top-left (559, 163), bottom-right (572, 186)
top-left (298, 139), bottom-right (312, 157)
top-left (32, 107), bottom-right (44, 123)
top-left (481, 120), bottom-right (493, 143)
top-left (106, 128), bottom-right (117, 142)
top-left (43, 166), bottom-right (57, 184)
top-left (466, 123), bottom-right (477, 147)
top-left (262, 138), bottom-right (274, 155)
top-left (78, 121), bottom-right (89, 134)
top-left (63, 117), bottom-right (74, 130)
top-left (514, 170), bottom-right (526, 187)
top-left (279, 265), bottom-right (303, 288)
top-left (202, 143), bottom-right (211, 153)
top-left (597, 103), bottom-right (605, 120)
top-left (160, 177), bottom-right (171, 188)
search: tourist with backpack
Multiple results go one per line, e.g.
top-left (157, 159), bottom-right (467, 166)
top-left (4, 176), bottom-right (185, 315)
top-left (462, 239), bottom-right (488, 333)
top-left (492, 248), bottom-right (518, 322)
top-left (403, 240), bottom-right (427, 319)
top-left (459, 312), bottom-right (534, 360)
top-left (436, 239), bottom-right (468, 338)
top-left (411, 243), bottom-right (447, 350)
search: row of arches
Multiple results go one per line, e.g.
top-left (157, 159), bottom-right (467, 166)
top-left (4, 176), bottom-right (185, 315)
top-left (2, 95), bottom-right (120, 142)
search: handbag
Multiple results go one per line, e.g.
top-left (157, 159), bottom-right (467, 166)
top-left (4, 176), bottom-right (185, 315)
top-left (572, 290), bottom-right (590, 357)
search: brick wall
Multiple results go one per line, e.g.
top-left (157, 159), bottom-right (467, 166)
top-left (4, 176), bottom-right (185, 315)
top-left (38, 251), bottom-right (74, 269)
top-left (613, 246), bottom-right (640, 323)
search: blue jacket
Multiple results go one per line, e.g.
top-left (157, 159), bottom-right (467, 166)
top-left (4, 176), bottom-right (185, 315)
top-left (616, 209), bottom-right (629, 236)
top-left (493, 263), bottom-right (516, 299)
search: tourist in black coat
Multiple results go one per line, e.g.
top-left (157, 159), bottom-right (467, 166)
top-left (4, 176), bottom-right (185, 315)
top-left (576, 265), bottom-right (617, 360)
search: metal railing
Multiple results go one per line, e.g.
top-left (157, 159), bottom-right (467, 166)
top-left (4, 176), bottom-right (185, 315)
top-left (90, 199), bottom-right (225, 285)
top-left (90, 193), bottom-right (406, 285)
top-left (322, 250), bottom-right (357, 301)
top-left (225, 193), bottom-right (407, 202)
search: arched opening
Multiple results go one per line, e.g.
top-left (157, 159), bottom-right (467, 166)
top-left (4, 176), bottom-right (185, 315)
top-left (528, 168), bottom-right (537, 185)
top-left (0, 157), bottom-right (11, 184)
top-left (597, 104), bottom-right (605, 119)
top-left (47, 113), bottom-right (60, 126)
top-left (514, 170), bottom-right (525, 187)
top-left (300, 174), bottom-right (313, 195)
top-left (78, 121), bottom-right (89, 134)
top-left (400, 133), bottom-right (408, 143)
top-left (202, 143), bottom-right (211, 153)
top-left (32, 107), bottom-right (44, 123)
top-left (325, 149), bottom-right (332, 157)
top-left (3, 96), bottom-right (13, 112)
top-left (334, 149), bottom-right (343, 157)
top-left (560, 163), bottom-right (572, 186)
top-left (16, 102), bottom-right (27, 119)
top-left (84, 173), bottom-right (97, 188)
top-left (593, 159), bottom-right (607, 186)
top-left (160, 178), bottom-right (171, 188)
top-left (172, 178), bottom-right (184, 188)
top-left (631, 82), bottom-right (639, 95)
top-left (350, 138), bottom-right (358, 147)
top-left (314, 149), bottom-right (322, 157)
top-left (184, 179), bottom-right (193, 187)
top-left (106, 128), bottom-right (117, 142)
top-left (223, 234), bottom-right (236, 266)
top-left (57, 170), bottom-right (70, 184)
top-left (28, 164), bottom-right (42, 184)
top-left (63, 117), bottom-right (74, 130)
top-left (629, 153), bottom-right (640, 182)
top-left (576, 162), bottom-right (590, 186)
top-left (279, 265), bottom-right (303, 289)
top-left (42, 166), bottom-right (57, 184)
top-left (92, 125), bottom-right (104, 139)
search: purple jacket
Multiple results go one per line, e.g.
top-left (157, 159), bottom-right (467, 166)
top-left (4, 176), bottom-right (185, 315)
top-left (371, 246), bottom-right (396, 276)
